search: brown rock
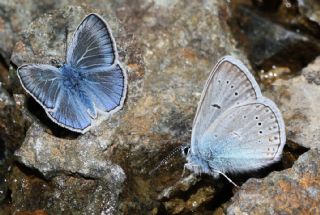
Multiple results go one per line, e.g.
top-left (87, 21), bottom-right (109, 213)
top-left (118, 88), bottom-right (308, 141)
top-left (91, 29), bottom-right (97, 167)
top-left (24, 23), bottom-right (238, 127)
top-left (265, 58), bottom-right (320, 149)
top-left (226, 149), bottom-right (320, 214)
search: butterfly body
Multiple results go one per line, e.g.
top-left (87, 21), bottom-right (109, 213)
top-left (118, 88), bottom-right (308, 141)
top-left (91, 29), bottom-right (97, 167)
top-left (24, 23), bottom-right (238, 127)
top-left (185, 56), bottom-right (286, 183)
top-left (61, 64), bottom-right (83, 89)
top-left (17, 14), bottom-right (127, 133)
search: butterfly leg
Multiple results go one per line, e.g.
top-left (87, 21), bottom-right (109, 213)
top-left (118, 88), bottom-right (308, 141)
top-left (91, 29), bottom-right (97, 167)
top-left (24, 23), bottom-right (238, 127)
top-left (181, 164), bottom-right (187, 178)
top-left (213, 170), bottom-right (239, 187)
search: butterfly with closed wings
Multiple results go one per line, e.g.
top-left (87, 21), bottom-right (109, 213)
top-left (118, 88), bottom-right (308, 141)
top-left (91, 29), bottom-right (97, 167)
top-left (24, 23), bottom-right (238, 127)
top-left (184, 56), bottom-right (286, 186)
top-left (17, 13), bottom-right (127, 133)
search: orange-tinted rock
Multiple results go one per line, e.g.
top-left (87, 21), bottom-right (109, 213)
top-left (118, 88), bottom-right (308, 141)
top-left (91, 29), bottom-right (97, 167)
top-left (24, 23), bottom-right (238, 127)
top-left (226, 149), bottom-right (320, 214)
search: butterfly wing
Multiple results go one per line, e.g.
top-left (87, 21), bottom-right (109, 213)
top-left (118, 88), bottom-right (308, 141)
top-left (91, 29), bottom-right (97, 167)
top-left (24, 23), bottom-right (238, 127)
top-left (81, 64), bottom-right (127, 113)
top-left (191, 56), bottom-right (262, 152)
top-left (67, 13), bottom-right (127, 115)
top-left (48, 89), bottom-right (91, 132)
top-left (17, 64), bottom-right (92, 132)
top-left (17, 64), bottom-right (63, 110)
top-left (200, 98), bottom-right (285, 173)
top-left (66, 13), bottom-right (117, 70)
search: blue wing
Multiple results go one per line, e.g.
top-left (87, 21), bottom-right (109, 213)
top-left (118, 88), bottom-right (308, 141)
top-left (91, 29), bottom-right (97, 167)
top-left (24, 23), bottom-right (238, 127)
top-left (48, 89), bottom-right (91, 132)
top-left (67, 13), bottom-right (117, 70)
top-left (81, 64), bottom-right (126, 112)
top-left (17, 64), bottom-right (63, 110)
top-left (17, 64), bottom-right (92, 132)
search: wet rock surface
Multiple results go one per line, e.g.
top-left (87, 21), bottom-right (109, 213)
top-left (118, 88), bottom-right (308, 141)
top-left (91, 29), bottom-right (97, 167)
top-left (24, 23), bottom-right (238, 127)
top-left (0, 0), bottom-right (320, 214)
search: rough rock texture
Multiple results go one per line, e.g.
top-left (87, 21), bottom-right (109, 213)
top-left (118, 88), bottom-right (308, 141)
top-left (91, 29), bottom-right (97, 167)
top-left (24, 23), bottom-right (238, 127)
top-left (226, 149), bottom-right (320, 214)
top-left (0, 0), bottom-right (120, 64)
top-left (9, 164), bottom-right (123, 214)
top-left (158, 174), bottom-right (200, 200)
top-left (15, 123), bottom-right (125, 181)
top-left (232, 5), bottom-right (320, 71)
top-left (265, 58), bottom-right (320, 149)
top-left (0, 0), bottom-right (62, 63)
top-left (0, 85), bottom-right (30, 205)
top-left (302, 56), bottom-right (320, 85)
top-left (298, 0), bottom-right (320, 25)
top-left (8, 1), bottom-right (244, 214)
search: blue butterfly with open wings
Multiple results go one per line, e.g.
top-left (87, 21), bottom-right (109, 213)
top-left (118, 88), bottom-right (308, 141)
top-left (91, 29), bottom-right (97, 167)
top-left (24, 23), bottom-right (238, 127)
top-left (17, 13), bottom-right (127, 133)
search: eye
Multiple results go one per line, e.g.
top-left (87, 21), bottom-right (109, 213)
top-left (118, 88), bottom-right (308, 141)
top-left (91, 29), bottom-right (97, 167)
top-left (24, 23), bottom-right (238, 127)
top-left (182, 146), bottom-right (190, 156)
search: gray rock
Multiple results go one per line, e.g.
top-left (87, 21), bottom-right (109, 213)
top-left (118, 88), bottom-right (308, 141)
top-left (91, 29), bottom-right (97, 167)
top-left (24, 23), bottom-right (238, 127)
top-left (298, 0), bottom-right (320, 25)
top-left (0, 0), bottom-right (61, 64)
top-left (265, 58), bottom-right (320, 149)
top-left (226, 149), bottom-right (320, 214)
top-left (0, 0), bottom-right (116, 64)
top-left (15, 123), bottom-right (125, 182)
top-left (9, 165), bottom-right (123, 214)
top-left (302, 56), bottom-right (320, 85)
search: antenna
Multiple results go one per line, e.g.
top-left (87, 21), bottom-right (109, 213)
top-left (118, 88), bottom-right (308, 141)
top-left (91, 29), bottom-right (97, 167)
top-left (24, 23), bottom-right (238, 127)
top-left (149, 144), bottom-right (190, 175)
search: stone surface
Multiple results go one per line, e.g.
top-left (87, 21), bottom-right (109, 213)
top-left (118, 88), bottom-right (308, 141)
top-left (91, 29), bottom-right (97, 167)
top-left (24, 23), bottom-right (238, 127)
top-left (302, 56), bottom-right (320, 85)
top-left (226, 149), bottom-right (320, 214)
top-left (159, 174), bottom-right (216, 214)
top-left (0, 0), bottom-right (61, 64)
top-left (298, 0), bottom-right (320, 25)
top-left (0, 85), bottom-right (30, 205)
top-left (158, 174), bottom-right (200, 200)
top-left (265, 58), bottom-right (320, 149)
top-left (9, 164), bottom-right (123, 214)
top-left (232, 5), bottom-right (320, 71)
top-left (0, 85), bottom-right (29, 151)
top-left (15, 123), bottom-right (125, 181)
top-left (0, 0), bottom-right (118, 64)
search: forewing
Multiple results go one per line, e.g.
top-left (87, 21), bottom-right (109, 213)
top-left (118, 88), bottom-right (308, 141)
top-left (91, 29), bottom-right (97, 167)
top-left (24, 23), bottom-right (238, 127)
top-left (48, 89), bottom-right (92, 133)
top-left (204, 98), bottom-right (286, 172)
top-left (191, 56), bottom-right (262, 150)
top-left (67, 13), bottom-right (117, 70)
top-left (81, 64), bottom-right (126, 113)
top-left (17, 64), bottom-right (63, 110)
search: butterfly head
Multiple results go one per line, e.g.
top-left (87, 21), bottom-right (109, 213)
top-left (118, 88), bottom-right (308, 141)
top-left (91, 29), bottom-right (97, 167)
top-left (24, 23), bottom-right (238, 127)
top-left (184, 148), bottom-right (210, 175)
top-left (50, 59), bottom-right (64, 68)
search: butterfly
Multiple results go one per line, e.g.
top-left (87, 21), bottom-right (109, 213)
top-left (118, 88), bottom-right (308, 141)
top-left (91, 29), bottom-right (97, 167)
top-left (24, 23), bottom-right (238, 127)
top-left (184, 56), bottom-right (286, 186)
top-left (17, 13), bottom-right (127, 133)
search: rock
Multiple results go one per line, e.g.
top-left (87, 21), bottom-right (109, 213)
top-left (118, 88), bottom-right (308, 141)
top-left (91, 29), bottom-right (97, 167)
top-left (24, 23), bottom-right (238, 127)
top-left (161, 179), bottom-right (216, 214)
top-left (0, 0), bottom-right (60, 64)
top-left (265, 58), bottom-right (320, 149)
top-left (0, 85), bottom-right (30, 205)
top-left (15, 123), bottom-right (125, 181)
top-left (0, 0), bottom-right (116, 65)
top-left (302, 56), bottom-right (320, 85)
top-left (15, 209), bottom-right (48, 215)
top-left (251, 0), bottom-right (282, 11)
top-left (225, 149), bottom-right (320, 214)
top-left (9, 0), bottom-right (248, 214)
top-left (0, 85), bottom-right (30, 151)
top-left (158, 174), bottom-right (200, 200)
top-left (232, 5), bottom-right (320, 71)
top-left (298, 0), bottom-right (320, 25)
top-left (9, 165), bottom-right (123, 214)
